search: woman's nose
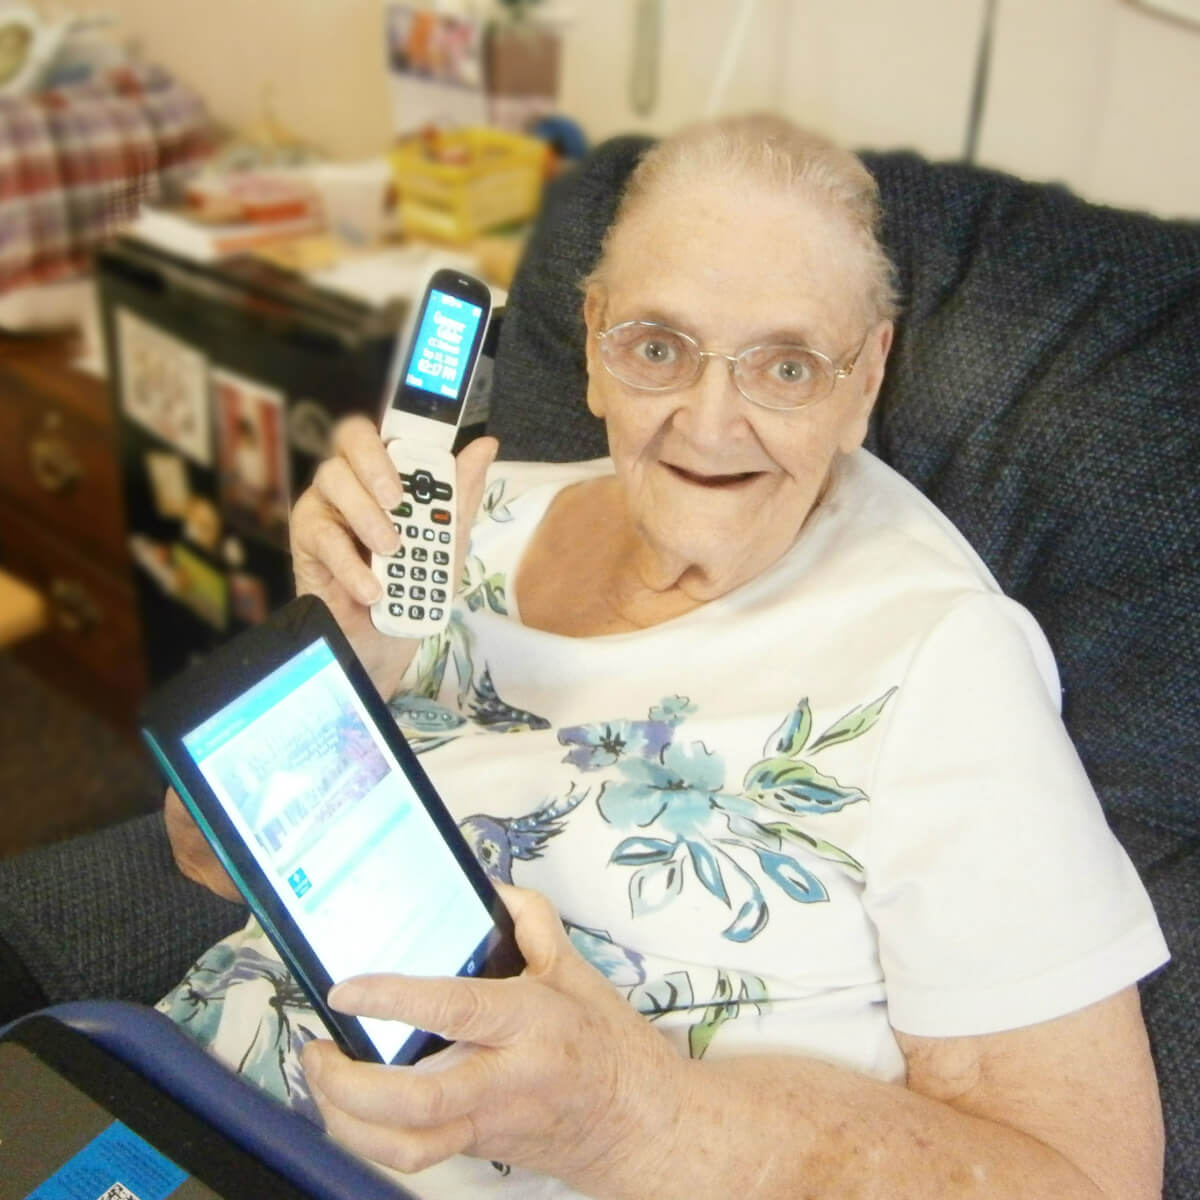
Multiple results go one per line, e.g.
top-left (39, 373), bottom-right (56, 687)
top-left (672, 354), bottom-right (747, 444)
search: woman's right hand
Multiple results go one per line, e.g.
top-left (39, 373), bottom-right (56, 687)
top-left (290, 415), bottom-right (497, 698)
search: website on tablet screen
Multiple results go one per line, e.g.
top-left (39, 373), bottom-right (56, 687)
top-left (182, 639), bottom-right (494, 1061)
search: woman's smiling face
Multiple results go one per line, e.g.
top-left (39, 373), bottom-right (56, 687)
top-left (583, 178), bottom-right (893, 599)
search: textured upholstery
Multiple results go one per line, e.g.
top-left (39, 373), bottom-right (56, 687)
top-left (865, 154), bottom-right (1199, 838)
top-left (0, 812), bottom-right (243, 1017)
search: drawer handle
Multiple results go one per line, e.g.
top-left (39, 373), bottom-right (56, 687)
top-left (29, 414), bottom-right (84, 494)
top-left (49, 578), bottom-right (102, 634)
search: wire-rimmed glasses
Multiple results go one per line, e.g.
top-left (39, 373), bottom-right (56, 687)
top-left (595, 320), bottom-right (865, 411)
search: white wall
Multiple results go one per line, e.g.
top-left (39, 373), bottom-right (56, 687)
top-left (559, 0), bottom-right (1200, 219)
top-left (754, 0), bottom-right (988, 159)
top-left (63, 0), bottom-right (397, 159)
top-left (558, 0), bottom-right (987, 160)
top-left (62, 0), bottom-right (1200, 218)
top-left (981, 0), bottom-right (1200, 218)
top-left (555, 0), bottom-right (787, 142)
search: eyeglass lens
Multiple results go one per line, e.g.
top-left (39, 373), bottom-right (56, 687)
top-left (600, 323), bottom-right (836, 407)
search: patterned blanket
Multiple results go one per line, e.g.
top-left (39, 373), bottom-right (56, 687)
top-left (0, 64), bottom-right (214, 293)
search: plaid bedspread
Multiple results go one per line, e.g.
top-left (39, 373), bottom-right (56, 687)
top-left (0, 64), bottom-right (215, 293)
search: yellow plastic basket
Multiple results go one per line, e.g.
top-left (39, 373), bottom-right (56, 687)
top-left (391, 127), bottom-right (546, 243)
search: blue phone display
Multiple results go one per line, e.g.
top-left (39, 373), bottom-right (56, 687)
top-left (404, 288), bottom-right (485, 402)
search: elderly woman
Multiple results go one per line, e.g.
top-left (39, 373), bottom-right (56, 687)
top-left (163, 115), bottom-right (1168, 1199)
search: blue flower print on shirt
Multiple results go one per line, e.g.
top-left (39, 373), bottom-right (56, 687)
top-left (559, 718), bottom-right (673, 771)
top-left (158, 940), bottom-right (323, 1124)
top-left (402, 605), bottom-right (550, 750)
top-left (569, 929), bottom-right (768, 1060)
top-left (558, 696), bottom-right (695, 770)
top-left (459, 784), bottom-right (589, 884)
top-left (387, 693), bottom-right (466, 753)
top-left (568, 924), bottom-right (647, 988)
top-left (454, 793), bottom-right (652, 1005)
top-left (481, 478), bottom-right (515, 524)
top-left (561, 691), bottom-right (896, 942)
top-left (629, 967), bottom-right (770, 1059)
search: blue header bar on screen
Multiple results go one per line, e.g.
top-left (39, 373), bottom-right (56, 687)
top-left (183, 639), bottom-right (333, 763)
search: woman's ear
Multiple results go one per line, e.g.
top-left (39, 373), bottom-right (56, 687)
top-left (861, 319), bottom-right (893, 407)
top-left (838, 319), bottom-right (894, 454)
top-left (583, 286), bottom-right (607, 419)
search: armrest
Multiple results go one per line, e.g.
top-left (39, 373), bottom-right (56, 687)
top-left (9, 1000), bottom-right (415, 1200)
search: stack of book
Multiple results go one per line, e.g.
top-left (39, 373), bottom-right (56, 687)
top-left (126, 172), bottom-right (324, 262)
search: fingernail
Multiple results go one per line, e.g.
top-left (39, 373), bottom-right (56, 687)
top-left (377, 479), bottom-right (403, 509)
top-left (360, 575), bottom-right (383, 605)
top-left (327, 981), bottom-right (358, 1011)
top-left (371, 534), bottom-right (400, 561)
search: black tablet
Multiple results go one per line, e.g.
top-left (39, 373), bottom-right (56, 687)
top-left (140, 593), bottom-right (523, 1067)
top-left (0, 1014), bottom-right (314, 1199)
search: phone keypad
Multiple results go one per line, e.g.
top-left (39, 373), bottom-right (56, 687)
top-left (373, 456), bottom-right (458, 636)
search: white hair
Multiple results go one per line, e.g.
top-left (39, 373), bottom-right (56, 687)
top-left (587, 113), bottom-right (900, 324)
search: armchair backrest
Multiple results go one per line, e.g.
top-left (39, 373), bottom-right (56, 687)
top-left (488, 136), bottom-right (1200, 838)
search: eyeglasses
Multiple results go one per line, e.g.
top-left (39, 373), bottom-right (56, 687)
top-left (595, 320), bottom-right (866, 411)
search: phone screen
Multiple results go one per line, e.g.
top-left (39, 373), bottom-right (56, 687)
top-left (180, 637), bottom-right (497, 1063)
top-left (395, 286), bottom-right (488, 424)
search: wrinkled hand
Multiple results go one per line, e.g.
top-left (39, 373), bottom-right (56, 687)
top-left (301, 886), bottom-right (688, 1196)
top-left (290, 415), bottom-right (497, 697)
top-left (163, 786), bottom-right (242, 903)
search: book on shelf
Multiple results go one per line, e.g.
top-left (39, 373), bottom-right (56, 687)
top-left (124, 206), bottom-right (325, 263)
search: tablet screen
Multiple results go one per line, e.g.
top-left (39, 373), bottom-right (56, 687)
top-left (180, 637), bottom-right (496, 1063)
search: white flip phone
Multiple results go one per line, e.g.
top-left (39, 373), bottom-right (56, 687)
top-left (371, 267), bottom-right (492, 639)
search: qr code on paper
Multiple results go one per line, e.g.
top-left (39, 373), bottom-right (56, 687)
top-left (97, 1184), bottom-right (140, 1200)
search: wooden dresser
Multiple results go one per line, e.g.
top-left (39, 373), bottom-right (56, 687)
top-left (0, 331), bottom-right (147, 729)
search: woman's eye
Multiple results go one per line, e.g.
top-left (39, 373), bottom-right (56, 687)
top-left (637, 338), bottom-right (677, 365)
top-left (771, 357), bottom-right (814, 384)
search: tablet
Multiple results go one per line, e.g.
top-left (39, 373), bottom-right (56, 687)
top-left (0, 1014), bottom-right (314, 1199)
top-left (140, 594), bottom-right (523, 1067)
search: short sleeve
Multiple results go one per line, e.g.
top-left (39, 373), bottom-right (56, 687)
top-left (864, 593), bottom-right (1168, 1037)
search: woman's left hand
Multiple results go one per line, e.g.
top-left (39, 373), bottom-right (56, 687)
top-left (301, 886), bottom-right (687, 1195)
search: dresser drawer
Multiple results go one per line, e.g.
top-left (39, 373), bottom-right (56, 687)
top-left (0, 375), bottom-right (126, 571)
top-left (0, 502), bottom-right (145, 714)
